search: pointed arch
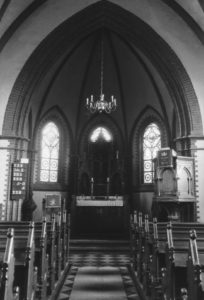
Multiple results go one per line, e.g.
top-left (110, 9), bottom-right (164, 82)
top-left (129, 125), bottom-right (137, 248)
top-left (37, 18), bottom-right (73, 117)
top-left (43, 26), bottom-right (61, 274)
top-left (78, 113), bottom-right (124, 155)
top-left (143, 123), bottom-right (161, 184)
top-left (131, 106), bottom-right (169, 188)
top-left (90, 126), bottom-right (112, 143)
top-left (39, 121), bottom-right (60, 182)
top-left (33, 106), bottom-right (73, 188)
top-left (76, 113), bottom-right (125, 193)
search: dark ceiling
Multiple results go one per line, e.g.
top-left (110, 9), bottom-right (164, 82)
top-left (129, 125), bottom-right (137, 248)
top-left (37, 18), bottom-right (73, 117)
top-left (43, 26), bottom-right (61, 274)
top-left (30, 27), bottom-right (173, 141)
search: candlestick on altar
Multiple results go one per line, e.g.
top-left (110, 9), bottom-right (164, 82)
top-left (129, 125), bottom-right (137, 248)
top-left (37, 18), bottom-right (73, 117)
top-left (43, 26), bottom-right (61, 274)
top-left (91, 177), bottom-right (94, 199)
top-left (106, 177), bottom-right (110, 199)
top-left (133, 211), bottom-right (137, 224)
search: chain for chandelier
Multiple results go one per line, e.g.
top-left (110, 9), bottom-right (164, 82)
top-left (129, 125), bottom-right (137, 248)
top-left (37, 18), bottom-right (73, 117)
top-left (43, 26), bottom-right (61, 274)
top-left (86, 31), bottom-right (117, 113)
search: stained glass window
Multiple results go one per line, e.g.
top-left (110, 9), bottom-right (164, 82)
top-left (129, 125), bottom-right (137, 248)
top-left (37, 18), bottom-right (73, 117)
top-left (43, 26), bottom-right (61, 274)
top-left (143, 123), bottom-right (161, 183)
top-left (40, 122), bottom-right (59, 182)
top-left (90, 127), bottom-right (112, 142)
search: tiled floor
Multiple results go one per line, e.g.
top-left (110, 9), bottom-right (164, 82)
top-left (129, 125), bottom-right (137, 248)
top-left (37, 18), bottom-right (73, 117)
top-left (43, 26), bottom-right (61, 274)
top-left (69, 251), bottom-right (131, 267)
top-left (57, 252), bottom-right (140, 300)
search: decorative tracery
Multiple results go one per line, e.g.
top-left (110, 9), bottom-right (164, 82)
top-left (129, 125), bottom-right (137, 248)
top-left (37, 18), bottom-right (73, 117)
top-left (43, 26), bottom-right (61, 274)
top-left (90, 127), bottom-right (112, 142)
top-left (143, 123), bottom-right (161, 183)
top-left (40, 122), bottom-right (59, 182)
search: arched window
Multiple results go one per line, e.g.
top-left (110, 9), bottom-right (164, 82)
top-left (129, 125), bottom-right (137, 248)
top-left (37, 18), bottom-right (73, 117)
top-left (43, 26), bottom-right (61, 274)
top-left (90, 127), bottom-right (112, 142)
top-left (40, 122), bottom-right (59, 182)
top-left (143, 123), bottom-right (161, 183)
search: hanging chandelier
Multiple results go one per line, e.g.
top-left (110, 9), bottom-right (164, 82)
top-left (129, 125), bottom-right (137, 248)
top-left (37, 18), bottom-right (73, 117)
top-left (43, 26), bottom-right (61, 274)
top-left (86, 31), bottom-right (117, 114)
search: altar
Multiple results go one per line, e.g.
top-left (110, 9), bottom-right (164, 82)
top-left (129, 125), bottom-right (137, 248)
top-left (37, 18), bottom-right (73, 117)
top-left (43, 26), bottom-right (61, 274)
top-left (76, 195), bottom-right (124, 207)
top-left (71, 195), bottom-right (129, 238)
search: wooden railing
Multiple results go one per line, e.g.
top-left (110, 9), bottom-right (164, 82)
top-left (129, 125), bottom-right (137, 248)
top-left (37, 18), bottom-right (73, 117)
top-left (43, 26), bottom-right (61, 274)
top-left (0, 209), bottom-right (71, 300)
top-left (130, 210), bottom-right (204, 300)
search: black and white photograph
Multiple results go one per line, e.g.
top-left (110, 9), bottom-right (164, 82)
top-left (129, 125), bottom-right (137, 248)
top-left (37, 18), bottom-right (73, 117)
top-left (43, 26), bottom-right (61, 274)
top-left (0, 1), bottom-right (203, 299)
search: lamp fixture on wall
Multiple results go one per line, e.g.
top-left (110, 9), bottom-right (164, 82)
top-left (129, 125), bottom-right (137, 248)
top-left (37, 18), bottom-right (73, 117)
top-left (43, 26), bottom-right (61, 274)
top-left (86, 31), bottom-right (117, 114)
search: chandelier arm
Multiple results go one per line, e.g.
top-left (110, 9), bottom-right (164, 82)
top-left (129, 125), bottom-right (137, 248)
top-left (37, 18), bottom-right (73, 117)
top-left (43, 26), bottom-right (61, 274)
top-left (105, 107), bottom-right (111, 113)
top-left (100, 31), bottom-right (104, 97)
top-left (90, 104), bottom-right (96, 113)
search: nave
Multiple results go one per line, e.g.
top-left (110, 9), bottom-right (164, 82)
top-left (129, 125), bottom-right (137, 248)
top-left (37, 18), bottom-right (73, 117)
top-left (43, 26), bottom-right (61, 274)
top-left (1, 204), bottom-right (204, 300)
top-left (1, 1), bottom-right (204, 299)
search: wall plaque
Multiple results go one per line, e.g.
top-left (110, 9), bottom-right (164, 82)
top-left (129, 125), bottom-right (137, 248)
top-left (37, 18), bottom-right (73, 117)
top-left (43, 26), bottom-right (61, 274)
top-left (11, 162), bottom-right (28, 201)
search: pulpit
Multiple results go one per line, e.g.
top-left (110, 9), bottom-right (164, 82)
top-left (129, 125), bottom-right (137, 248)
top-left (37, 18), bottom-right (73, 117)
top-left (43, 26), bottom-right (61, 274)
top-left (152, 148), bottom-right (196, 221)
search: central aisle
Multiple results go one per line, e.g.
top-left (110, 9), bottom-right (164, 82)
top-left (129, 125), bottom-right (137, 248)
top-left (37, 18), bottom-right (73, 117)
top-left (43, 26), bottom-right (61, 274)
top-left (57, 239), bottom-right (140, 300)
top-left (70, 266), bottom-right (127, 300)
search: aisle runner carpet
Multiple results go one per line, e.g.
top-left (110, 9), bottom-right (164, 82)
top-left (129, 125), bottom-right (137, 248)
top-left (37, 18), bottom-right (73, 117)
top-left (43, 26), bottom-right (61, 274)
top-left (58, 265), bottom-right (140, 300)
top-left (70, 266), bottom-right (127, 300)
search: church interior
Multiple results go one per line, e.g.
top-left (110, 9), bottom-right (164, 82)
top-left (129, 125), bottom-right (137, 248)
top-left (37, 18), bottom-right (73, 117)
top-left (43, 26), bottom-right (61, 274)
top-left (0, 0), bottom-right (204, 299)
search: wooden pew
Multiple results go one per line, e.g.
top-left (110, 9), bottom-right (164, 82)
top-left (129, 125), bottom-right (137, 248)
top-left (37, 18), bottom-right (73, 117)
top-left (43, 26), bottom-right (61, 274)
top-left (130, 210), bottom-right (140, 271)
top-left (46, 212), bottom-right (67, 292)
top-left (61, 210), bottom-right (67, 268)
top-left (130, 210), bottom-right (137, 269)
top-left (135, 212), bottom-right (145, 280)
top-left (0, 228), bottom-right (19, 300)
top-left (133, 213), bottom-right (161, 297)
top-left (141, 215), bottom-right (154, 295)
top-left (0, 211), bottom-right (69, 299)
top-left (60, 210), bottom-right (69, 270)
top-left (41, 211), bottom-right (69, 295)
top-left (130, 211), bottom-right (154, 286)
top-left (0, 220), bottom-right (47, 300)
top-left (130, 213), bottom-right (167, 298)
top-left (187, 230), bottom-right (204, 300)
top-left (130, 212), bottom-right (153, 287)
top-left (46, 214), bottom-right (57, 294)
top-left (149, 220), bottom-right (168, 299)
top-left (62, 212), bottom-right (70, 266)
top-left (163, 223), bottom-right (204, 300)
top-left (34, 219), bottom-right (48, 300)
top-left (132, 216), bottom-right (204, 300)
top-left (42, 195), bottom-right (65, 281)
top-left (55, 211), bottom-right (62, 280)
top-left (4, 223), bottom-right (37, 300)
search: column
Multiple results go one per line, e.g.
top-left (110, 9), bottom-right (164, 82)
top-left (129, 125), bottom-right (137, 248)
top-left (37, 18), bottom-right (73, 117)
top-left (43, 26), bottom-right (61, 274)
top-left (0, 139), bottom-right (11, 220)
top-left (194, 139), bottom-right (204, 222)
